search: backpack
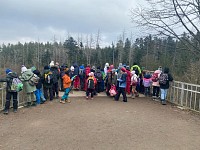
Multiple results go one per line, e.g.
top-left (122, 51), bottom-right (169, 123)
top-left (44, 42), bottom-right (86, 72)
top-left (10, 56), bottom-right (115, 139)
top-left (44, 72), bottom-right (54, 84)
top-left (29, 74), bottom-right (40, 86)
top-left (152, 73), bottom-right (159, 82)
top-left (96, 72), bottom-right (102, 82)
top-left (159, 73), bottom-right (168, 85)
top-left (131, 77), bottom-right (138, 86)
top-left (87, 78), bottom-right (94, 89)
top-left (11, 78), bottom-right (23, 92)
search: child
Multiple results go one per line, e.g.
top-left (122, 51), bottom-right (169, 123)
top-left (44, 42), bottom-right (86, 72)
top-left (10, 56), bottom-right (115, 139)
top-left (143, 72), bottom-right (152, 96)
top-left (32, 68), bottom-right (46, 104)
top-left (60, 70), bottom-right (72, 104)
top-left (159, 67), bottom-right (173, 105)
top-left (0, 69), bottom-right (19, 114)
top-left (131, 71), bottom-right (138, 99)
top-left (152, 69), bottom-right (161, 99)
top-left (114, 67), bottom-right (127, 102)
top-left (86, 72), bottom-right (97, 99)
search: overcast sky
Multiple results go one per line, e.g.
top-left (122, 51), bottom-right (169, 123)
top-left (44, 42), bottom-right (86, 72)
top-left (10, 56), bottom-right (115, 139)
top-left (0, 0), bottom-right (145, 47)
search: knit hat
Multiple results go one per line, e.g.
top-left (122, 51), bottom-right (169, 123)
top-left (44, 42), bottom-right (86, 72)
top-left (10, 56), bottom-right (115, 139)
top-left (121, 67), bottom-right (126, 72)
top-left (105, 63), bottom-right (109, 67)
top-left (44, 65), bottom-right (50, 70)
top-left (5, 68), bottom-right (12, 74)
top-left (89, 72), bottom-right (94, 76)
top-left (80, 65), bottom-right (84, 69)
top-left (55, 62), bottom-right (59, 66)
top-left (31, 66), bottom-right (36, 72)
top-left (21, 66), bottom-right (27, 73)
top-left (70, 66), bottom-right (74, 71)
top-left (49, 61), bottom-right (54, 67)
top-left (154, 70), bottom-right (161, 74)
top-left (126, 66), bottom-right (130, 70)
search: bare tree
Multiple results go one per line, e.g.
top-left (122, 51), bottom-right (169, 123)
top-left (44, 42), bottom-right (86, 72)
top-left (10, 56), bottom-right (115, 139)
top-left (130, 0), bottom-right (200, 56)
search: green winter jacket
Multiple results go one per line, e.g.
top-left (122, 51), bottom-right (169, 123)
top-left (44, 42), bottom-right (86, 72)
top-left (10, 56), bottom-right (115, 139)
top-left (19, 69), bottom-right (36, 93)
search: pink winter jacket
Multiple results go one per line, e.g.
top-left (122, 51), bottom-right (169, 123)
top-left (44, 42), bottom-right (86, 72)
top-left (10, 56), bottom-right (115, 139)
top-left (152, 70), bottom-right (161, 87)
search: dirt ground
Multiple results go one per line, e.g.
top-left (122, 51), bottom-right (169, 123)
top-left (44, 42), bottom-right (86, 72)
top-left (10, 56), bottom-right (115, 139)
top-left (0, 91), bottom-right (200, 150)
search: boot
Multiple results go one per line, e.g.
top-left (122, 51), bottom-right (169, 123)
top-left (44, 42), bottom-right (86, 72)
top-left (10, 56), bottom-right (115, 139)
top-left (161, 100), bottom-right (166, 105)
top-left (31, 101), bottom-right (37, 107)
top-left (13, 109), bottom-right (17, 113)
top-left (123, 98), bottom-right (127, 102)
top-left (3, 109), bottom-right (9, 115)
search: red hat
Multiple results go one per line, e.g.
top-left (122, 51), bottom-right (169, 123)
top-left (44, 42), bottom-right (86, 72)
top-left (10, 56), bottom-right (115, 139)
top-left (121, 67), bottom-right (126, 72)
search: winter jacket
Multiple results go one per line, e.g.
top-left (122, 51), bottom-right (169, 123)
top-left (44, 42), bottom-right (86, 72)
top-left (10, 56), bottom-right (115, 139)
top-left (69, 71), bottom-right (76, 79)
top-left (85, 66), bottom-right (91, 77)
top-left (126, 70), bottom-right (131, 82)
top-left (73, 64), bottom-right (79, 76)
top-left (143, 78), bottom-right (152, 87)
top-left (33, 69), bottom-right (42, 89)
top-left (19, 69), bottom-right (36, 93)
top-left (0, 72), bottom-right (18, 92)
top-left (41, 69), bottom-right (54, 88)
top-left (143, 73), bottom-right (152, 87)
top-left (50, 66), bottom-right (60, 84)
top-left (117, 73), bottom-right (127, 88)
top-left (62, 74), bottom-right (71, 89)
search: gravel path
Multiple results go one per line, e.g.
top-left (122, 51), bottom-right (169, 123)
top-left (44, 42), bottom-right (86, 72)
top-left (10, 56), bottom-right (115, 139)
top-left (0, 91), bottom-right (200, 150)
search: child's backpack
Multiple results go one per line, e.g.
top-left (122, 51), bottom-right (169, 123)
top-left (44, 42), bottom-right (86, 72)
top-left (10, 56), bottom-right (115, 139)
top-left (109, 85), bottom-right (117, 96)
top-left (96, 72), bottom-right (102, 82)
top-left (131, 77), bottom-right (138, 86)
top-left (87, 78), bottom-right (94, 89)
top-left (151, 72), bottom-right (159, 82)
top-left (159, 73), bottom-right (168, 85)
top-left (29, 74), bottom-right (40, 86)
top-left (11, 78), bottom-right (23, 92)
top-left (143, 78), bottom-right (151, 87)
top-left (44, 72), bottom-right (54, 84)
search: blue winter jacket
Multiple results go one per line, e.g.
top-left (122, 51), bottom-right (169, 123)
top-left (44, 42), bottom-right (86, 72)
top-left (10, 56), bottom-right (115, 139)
top-left (117, 73), bottom-right (127, 88)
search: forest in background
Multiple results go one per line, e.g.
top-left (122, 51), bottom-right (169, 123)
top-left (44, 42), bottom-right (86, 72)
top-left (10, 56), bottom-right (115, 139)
top-left (0, 33), bottom-right (199, 84)
top-left (1, 0), bottom-right (200, 84)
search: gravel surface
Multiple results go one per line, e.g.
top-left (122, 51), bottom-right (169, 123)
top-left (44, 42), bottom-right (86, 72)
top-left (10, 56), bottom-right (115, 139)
top-left (0, 91), bottom-right (200, 150)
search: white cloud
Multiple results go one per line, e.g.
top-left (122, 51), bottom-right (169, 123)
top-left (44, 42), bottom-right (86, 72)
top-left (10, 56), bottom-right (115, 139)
top-left (0, 0), bottom-right (143, 47)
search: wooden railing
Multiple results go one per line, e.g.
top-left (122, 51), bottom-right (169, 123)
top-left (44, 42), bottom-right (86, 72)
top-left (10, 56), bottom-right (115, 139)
top-left (168, 81), bottom-right (200, 112)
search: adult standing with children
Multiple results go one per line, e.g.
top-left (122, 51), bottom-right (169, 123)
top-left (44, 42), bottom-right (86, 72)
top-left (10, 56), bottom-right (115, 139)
top-left (41, 65), bottom-right (54, 101)
top-left (0, 69), bottom-right (21, 114)
top-left (19, 65), bottom-right (37, 107)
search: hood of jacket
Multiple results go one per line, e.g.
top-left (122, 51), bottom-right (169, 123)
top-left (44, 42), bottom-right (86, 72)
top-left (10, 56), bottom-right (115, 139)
top-left (21, 69), bottom-right (34, 80)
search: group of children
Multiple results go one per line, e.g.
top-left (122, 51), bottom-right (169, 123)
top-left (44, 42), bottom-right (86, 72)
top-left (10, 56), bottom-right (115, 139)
top-left (102, 63), bottom-right (173, 105)
top-left (0, 62), bottom-right (173, 114)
